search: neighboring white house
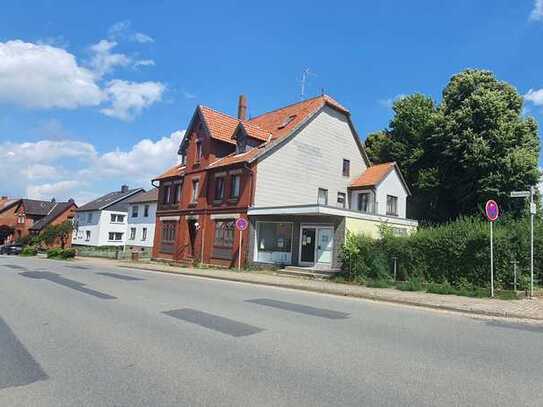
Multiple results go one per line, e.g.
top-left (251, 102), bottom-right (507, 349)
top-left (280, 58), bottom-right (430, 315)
top-left (72, 185), bottom-right (144, 247)
top-left (124, 189), bottom-right (158, 253)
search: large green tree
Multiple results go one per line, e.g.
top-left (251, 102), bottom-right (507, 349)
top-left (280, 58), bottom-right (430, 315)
top-left (365, 69), bottom-right (540, 222)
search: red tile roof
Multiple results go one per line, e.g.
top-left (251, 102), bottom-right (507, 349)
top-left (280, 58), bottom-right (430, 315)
top-left (154, 164), bottom-right (185, 181)
top-left (249, 94), bottom-right (348, 140)
top-left (207, 147), bottom-right (264, 169)
top-left (350, 162), bottom-right (396, 188)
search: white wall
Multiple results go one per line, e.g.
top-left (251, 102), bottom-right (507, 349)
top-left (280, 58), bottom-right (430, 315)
top-left (254, 106), bottom-right (368, 208)
top-left (72, 210), bottom-right (128, 246)
top-left (374, 170), bottom-right (408, 218)
top-left (125, 202), bottom-right (157, 248)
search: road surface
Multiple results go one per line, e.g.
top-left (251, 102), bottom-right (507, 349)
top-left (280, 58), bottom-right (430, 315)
top-left (1, 255), bottom-right (542, 406)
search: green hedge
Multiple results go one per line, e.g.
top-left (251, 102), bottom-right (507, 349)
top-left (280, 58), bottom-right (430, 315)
top-left (341, 216), bottom-right (542, 291)
top-left (20, 246), bottom-right (38, 256)
top-left (47, 248), bottom-right (76, 259)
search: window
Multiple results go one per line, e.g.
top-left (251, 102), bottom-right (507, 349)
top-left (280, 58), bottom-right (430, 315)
top-left (196, 140), bottom-right (203, 162)
top-left (87, 213), bottom-right (92, 223)
top-left (358, 193), bottom-right (371, 213)
top-left (342, 159), bottom-right (350, 177)
top-left (130, 227), bottom-right (136, 240)
top-left (161, 221), bottom-right (176, 243)
top-left (131, 205), bottom-right (138, 218)
top-left (17, 215), bottom-right (25, 224)
top-left (108, 232), bottom-right (123, 241)
top-left (85, 230), bottom-right (91, 241)
top-left (213, 220), bottom-right (235, 259)
top-left (256, 222), bottom-right (293, 264)
top-left (230, 175), bottom-right (241, 199)
top-left (180, 151), bottom-right (187, 165)
top-left (144, 204), bottom-right (150, 217)
top-left (317, 188), bottom-right (328, 205)
top-left (110, 214), bottom-right (125, 223)
top-left (142, 227), bottom-right (147, 241)
top-left (162, 184), bottom-right (171, 204)
top-left (386, 195), bottom-right (398, 216)
top-left (172, 183), bottom-right (181, 204)
top-left (215, 177), bottom-right (225, 201)
top-left (191, 179), bottom-right (200, 203)
top-left (236, 133), bottom-right (247, 154)
top-left (337, 192), bottom-right (346, 208)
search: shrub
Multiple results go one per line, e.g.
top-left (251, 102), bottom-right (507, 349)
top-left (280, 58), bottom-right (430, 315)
top-left (366, 278), bottom-right (395, 288)
top-left (396, 277), bottom-right (426, 292)
top-left (60, 248), bottom-right (76, 259)
top-left (46, 248), bottom-right (63, 259)
top-left (20, 246), bottom-right (38, 256)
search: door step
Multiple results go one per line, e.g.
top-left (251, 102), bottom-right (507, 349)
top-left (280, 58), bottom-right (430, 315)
top-left (276, 266), bottom-right (339, 280)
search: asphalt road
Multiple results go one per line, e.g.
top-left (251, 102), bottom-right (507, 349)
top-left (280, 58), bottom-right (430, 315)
top-left (1, 256), bottom-right (542, 407)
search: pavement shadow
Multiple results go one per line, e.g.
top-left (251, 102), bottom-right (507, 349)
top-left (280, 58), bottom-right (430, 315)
top-left (485, 320), bottom-right (543, 333)
top-left (19, 271), bottom-right (116, 300)
top-left (0, 317), bottom-right (48, 389)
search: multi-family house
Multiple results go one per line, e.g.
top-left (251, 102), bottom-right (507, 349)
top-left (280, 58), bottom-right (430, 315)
top-left (125, 189), bottom-right (158, 255)
top-left (0, 198), bottom-right (77, 246)
top-left (72, 185), bottom-right (143, 247)
top-left (152, 95), bottom-right (417, 270)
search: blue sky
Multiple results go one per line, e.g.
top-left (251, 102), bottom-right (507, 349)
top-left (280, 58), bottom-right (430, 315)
top-left (1, 0), bottom-right (542, 203)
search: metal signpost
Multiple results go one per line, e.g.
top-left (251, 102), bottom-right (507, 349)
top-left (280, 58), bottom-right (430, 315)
top-left (485, 200), bottom-right (499, 298)
top-left (510, 188), bottom-right (535, 298)
top-left (235, 218), bottom-right (249, 271)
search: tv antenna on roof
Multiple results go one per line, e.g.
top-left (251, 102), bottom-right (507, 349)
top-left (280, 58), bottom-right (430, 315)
top-left (300, 68), bottom-right (317, 100)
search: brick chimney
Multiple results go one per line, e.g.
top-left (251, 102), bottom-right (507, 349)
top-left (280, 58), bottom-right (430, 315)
top-left (121, 185), bottom-right (129, 193)
top-left (237, 95), bottom-right (248, 121)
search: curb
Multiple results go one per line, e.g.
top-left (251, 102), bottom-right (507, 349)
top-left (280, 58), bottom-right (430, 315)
top-left (117, 263), bottom-right (543, 322)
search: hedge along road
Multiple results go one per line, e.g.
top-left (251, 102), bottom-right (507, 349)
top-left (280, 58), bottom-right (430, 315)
top-left (0, 255), bottom-right (542, 407)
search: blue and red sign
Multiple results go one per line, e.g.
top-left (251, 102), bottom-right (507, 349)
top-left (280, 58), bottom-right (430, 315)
top-left (485, 200), bottom-right (499, 222)
top-left (235, 218), bottom-right (249, 231)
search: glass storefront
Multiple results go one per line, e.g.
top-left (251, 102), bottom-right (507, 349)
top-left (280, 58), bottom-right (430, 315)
top-left (255, 222), bottom-right (293, 264)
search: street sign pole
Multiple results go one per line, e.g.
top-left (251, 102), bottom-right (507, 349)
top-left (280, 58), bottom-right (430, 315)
top-left (238, 230), bottom-right (243, 271)
top-left (530, 186), bottom-right (535, 299)
top-left (490, 221), bottom-right (494, 298)
top-left (485, 200), bottom-right (499, 298)
top-left (235, 218), bottom-right (249, 272)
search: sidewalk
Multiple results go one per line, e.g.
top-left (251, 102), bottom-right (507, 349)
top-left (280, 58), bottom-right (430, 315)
top-left (76, 257), bottom-right (543, 322)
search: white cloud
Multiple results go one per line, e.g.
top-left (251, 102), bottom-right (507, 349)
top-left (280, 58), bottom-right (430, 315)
top-left (134, 59), bottom-right (155, 68)
top-left (524, 88), bottom-right (543, 106)
top-left (0, 130), bottom-right (184, 204)
top-left (133, 32), bottom-right (154, 44)
top-left (100, 80), bottom-right (165, 121)
top-left (88, 39), bottom-right (131, 78)
top-left (0, 40), bottom-right (105, 109)
top-left (530, 0), bottom-right (543, 21)
top-left (378, 94), bottom-right (406, 109)
top-left (26, 180), bottom-right (82, 200)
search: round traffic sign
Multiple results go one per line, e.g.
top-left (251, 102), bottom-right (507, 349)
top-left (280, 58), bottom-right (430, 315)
top-left (235, 218), bottom-right (248, 231)
top-left (485, 200), bottom-right (499, 222)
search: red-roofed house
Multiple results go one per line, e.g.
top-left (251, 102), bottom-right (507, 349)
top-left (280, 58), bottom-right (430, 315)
top-left (152, 95), bottom-right (417, 270)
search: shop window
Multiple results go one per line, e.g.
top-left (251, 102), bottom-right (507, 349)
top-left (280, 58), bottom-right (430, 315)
top-left (213, 220), bottom-right (235, 260)
top-left (256, 222), bottom-right (293, 264)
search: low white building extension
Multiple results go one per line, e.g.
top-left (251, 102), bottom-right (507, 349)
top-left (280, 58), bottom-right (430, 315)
top-left (72, 185), bottom-right (144, 247)
top-left (125, 189), bottom-right (158, 252)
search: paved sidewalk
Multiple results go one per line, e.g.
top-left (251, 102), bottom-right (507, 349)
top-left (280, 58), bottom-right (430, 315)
top-left (77, 257), bottom-right (543, 321)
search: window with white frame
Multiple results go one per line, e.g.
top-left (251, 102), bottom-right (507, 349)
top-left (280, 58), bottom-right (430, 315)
top-left (256, 222), bottom-right (293, 264)
top-left (212, 220), bottom-right (235, 260)
top-left (108, 232), bottom-right (123, 241)
top-left (85, 230), bottom-right (91, 241)
top-left (342, 159), bottom-right (350, 177)
top-left (87, 213), bottom-right (92, 223)
top-left (144, 204), bottom-right (150, 217)
top-left (358, 193), bottom-right (371, 213)
top-left (337, 192), bottom-right (346, 208)
top-left (215, 176), bottom-right (225, 201)
top-left (131, 205), bottom-right (138, 217)
top-left (110, 214), bottom-right (125, 223)
top-left (130, 227), bottom-right (136, 240)
top-left (317, 188), bottom-right (328, 205)
top-left (386, 195), bottom-right (398, 216)
top-left (142, 227), bottom-right (147, 241)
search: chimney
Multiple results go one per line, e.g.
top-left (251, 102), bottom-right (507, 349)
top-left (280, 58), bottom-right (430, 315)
top-left (237, 95), bottom-right (248, 121)
top-left (121, 185), bottom-right (129, 193)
